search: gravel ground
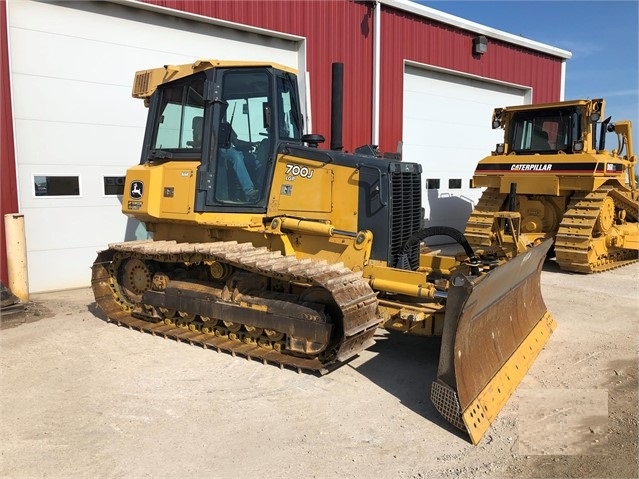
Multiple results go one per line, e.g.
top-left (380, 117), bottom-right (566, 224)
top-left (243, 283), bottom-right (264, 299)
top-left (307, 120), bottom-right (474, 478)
top-left (0, 260), bottom-right (637, 479)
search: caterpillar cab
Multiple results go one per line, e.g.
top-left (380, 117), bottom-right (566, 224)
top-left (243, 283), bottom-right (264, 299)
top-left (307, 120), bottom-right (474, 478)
top-left (466, 99), bottom-right (638, 272)
top-left (91, 60), bottom-right (556, 445)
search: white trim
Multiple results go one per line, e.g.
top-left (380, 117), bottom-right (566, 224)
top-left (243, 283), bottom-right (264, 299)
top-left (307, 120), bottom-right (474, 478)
top-left (372, 1), bottom-right (381, 146)
top-left (382, 0), bottom-right (572, 60)
top-left (305, 71), bottom-right (312, 135)
top-left (560, 60), bottom-right (567, 101)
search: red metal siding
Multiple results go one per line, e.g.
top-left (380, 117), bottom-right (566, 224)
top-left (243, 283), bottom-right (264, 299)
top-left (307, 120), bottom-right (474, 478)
top-left (144, 0), bottom-right (375, 152)
top-left (378, 5), bottom-right (563, 152)
top-left (1, 0), bottom-right (19, 284)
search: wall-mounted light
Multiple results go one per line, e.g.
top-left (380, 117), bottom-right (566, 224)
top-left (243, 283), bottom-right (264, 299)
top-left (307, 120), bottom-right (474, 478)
top-left (473, 35), bottom-right (488, 55)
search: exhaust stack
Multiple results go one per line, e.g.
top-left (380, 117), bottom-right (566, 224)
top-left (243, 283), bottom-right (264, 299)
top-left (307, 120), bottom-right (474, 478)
top-left (330, 62), bottom-right (344, 151)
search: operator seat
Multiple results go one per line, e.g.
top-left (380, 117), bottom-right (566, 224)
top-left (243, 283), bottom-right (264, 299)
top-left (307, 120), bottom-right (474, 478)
top-left (531, 130), bottom-right (550, 150)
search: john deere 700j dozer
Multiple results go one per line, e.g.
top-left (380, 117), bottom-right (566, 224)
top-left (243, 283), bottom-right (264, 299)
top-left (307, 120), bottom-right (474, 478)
top-left (91, 60), bottom-right (556, 444)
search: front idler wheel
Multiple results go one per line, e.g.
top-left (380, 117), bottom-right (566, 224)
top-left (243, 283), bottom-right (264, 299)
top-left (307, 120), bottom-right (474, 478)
top-left (121, 258), bottom-right (153, 303)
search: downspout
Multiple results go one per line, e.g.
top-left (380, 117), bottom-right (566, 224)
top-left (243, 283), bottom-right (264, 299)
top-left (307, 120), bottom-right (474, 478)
top-left (305, 71), bottom-right (312, 135)
top-left (559, 59), bottom-right (567, 101)
top-left (371, 1), bottom-right (381, 146)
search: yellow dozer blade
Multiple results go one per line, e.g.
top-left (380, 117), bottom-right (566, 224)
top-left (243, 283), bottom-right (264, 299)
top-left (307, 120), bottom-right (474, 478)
top-left (431, 239), bottom-right (556, 445)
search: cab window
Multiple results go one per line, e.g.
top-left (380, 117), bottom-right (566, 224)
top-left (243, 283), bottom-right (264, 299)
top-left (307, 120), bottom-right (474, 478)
top-left (510, 108), bottom-right (579, 154)
top-left (277, 75), bottom-right (302, 140)
top-left (153, 81), bottom-right (205, 150)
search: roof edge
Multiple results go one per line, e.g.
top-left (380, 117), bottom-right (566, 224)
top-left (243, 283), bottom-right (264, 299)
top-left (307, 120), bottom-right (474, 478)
top-left (381, 0), bottom-right (572, 60)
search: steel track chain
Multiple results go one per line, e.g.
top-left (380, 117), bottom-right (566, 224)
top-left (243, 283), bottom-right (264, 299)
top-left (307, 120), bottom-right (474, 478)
top-left (91, 240), bottom-right (381, 373)
top-left (610, 187), bottom-right (639, 223)
top-left (465, 185), bottom-right (637, 273)
top-left (555, 186), bottom-right (638, 273)
top-left (464, 188), bottom-right (506, 247)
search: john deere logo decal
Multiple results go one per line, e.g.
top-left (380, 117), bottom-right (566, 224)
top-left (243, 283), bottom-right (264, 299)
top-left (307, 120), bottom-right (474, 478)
top-left (130, 181), bottom-right (144, 199)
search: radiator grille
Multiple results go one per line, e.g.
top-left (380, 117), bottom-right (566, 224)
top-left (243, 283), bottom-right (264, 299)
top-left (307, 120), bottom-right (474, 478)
top-left (389, 168), bottom-right (422, 270)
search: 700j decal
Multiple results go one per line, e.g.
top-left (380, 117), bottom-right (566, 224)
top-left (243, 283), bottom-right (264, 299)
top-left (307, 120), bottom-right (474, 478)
top-left (285, 163), bottom-right (314, 180)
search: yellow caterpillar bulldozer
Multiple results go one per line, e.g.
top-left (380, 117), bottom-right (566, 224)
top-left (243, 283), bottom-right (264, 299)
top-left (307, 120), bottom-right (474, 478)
top-left (91, 60), bottom-right (556, 445)
top-left (466, 99), bottom-right (638, 273)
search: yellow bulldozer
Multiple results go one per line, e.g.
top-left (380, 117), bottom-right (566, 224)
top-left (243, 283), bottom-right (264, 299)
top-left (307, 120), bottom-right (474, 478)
top-left (466, 99), bottom-right (638, 273)
top-left (91, 60), bottom-right (556, 445)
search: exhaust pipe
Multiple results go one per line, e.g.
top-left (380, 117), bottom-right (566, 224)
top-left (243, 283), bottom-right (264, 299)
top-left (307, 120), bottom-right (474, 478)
top-left (330, 62), bottom-right (344, 151)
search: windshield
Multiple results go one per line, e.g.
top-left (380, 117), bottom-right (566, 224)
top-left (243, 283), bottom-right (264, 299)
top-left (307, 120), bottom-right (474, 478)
top-left (224, 98), bottom-right (269, 144)
top-left (510, 107), bottom-right (580, 154)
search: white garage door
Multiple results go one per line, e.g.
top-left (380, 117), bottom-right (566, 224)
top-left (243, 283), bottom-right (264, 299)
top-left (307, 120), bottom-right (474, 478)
top-left (8, 0), bottom-right (303, 292)
top-left (403, 64), bottom-right (529, 240)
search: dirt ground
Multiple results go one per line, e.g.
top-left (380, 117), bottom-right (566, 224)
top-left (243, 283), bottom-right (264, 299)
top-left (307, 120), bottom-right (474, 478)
top-left (1, 260), bottom-right (637, 479)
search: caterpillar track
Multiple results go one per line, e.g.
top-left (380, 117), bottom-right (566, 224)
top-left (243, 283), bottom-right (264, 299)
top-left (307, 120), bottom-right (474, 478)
top-left (554, 186), bottom-right (638, 273)
top-left (463, 188), bottom-right (505, 247)
top-left (465, 186), bottom-right (638, 273)
top-left (91, 240), bottom-right (381, 373)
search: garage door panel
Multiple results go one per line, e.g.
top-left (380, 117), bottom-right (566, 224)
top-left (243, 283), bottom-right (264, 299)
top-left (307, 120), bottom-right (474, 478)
top-left (405, 91), bottom-right (514, 128)
top-left (27, 247), bottom-right (110, 292)
top-left (403, 118), bottom-right (494, 141)
top-left (14, 121), bottom-right (145, 167)
top-left (8, 27), bottom-right (195, 89)
top-left (8, 28), bottom-right (141, 85)
top-left (23, 205), bottom-right (129, 252)
top-left (406, 67), bottom-right (518, 99)
top-left (411, 144), bottom-right (496, 175)
top-left (12, 75), bottom-right (142, 126)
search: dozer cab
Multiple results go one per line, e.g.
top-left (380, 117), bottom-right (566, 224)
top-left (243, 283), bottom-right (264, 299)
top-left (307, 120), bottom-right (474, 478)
top-left (91, 60), bottom-right (556, 444)
top-left (466, 99), bottom-right (639, 273)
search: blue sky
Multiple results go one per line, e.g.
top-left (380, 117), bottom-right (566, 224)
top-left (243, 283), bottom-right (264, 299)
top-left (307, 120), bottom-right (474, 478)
top-left (416, 0), bottom-right (639, 148)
